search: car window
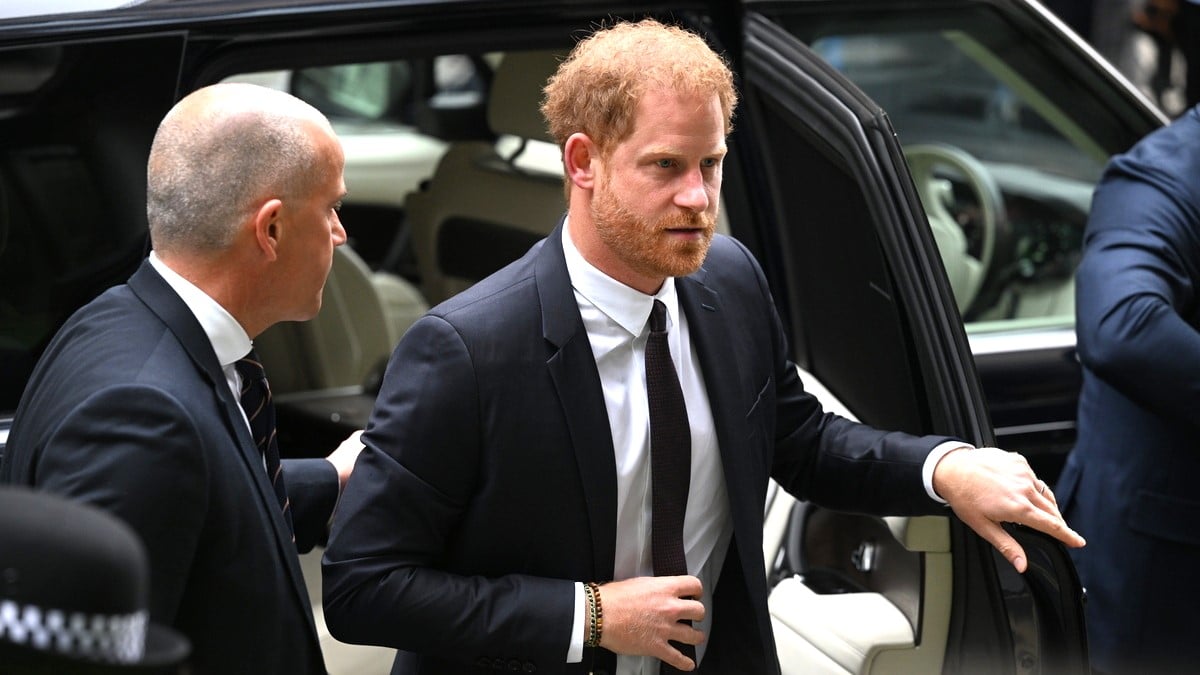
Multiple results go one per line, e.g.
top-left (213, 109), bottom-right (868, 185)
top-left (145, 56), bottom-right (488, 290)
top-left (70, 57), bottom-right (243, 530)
top-left (0, 37), bottom-right (181, 412)
top-left (218, 51), bottom-right (570, 456)
top-left (294, 62), bottom-right (406, 121)
top-left (767, 7), bottom-right (1125, 336)
top-left (226, 55), bottom-right (489, 216)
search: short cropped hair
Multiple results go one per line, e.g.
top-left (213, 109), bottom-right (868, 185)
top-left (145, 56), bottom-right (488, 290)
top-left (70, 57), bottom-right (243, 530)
top-left (147, 84), bottom-right (330, 254)
top-left (541, 18), bottom-right (737, 155)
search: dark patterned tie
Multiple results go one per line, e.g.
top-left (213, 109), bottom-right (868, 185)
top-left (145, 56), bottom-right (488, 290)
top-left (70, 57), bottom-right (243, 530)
top-left (236, 349), bottom-right (294, 541)
top-left (645, 300), bottom-right (694, 671)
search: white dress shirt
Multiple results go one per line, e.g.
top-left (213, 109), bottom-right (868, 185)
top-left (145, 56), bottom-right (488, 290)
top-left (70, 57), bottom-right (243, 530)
top-left (556, 224), bottom-right (963, 670)
top-left (147, 252), bottom-right (254, 427)
top-left (561, 222), bottom-right (732, 673)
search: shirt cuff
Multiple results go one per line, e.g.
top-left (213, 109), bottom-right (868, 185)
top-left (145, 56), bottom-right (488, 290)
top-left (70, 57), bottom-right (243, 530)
top-left (567, 582), bottom-right (585, 663)
top-left (923, 441), bottom-right (974, 504)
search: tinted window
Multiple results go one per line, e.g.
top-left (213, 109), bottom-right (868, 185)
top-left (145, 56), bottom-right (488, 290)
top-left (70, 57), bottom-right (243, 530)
top-left (768, 7), bottom-right (1128, 333)
top-left (0, 38), bottom-right (180, 412)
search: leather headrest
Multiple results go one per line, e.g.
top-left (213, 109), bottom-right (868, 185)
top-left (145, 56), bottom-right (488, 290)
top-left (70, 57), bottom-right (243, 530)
top-left (487, 50), bottom-right (562, 143)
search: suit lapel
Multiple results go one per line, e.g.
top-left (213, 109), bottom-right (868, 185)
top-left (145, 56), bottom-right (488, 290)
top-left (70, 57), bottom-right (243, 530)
top-left (535, 226), bottom-right (764, 583)
top-left (128, 262), bottom-right (258, 458)
top-left (677, 270), bottom-right (761, 582)
top-left (127, 261), bottom-right (319, 634)
top-left (536, 223), bottom-right (619, 580)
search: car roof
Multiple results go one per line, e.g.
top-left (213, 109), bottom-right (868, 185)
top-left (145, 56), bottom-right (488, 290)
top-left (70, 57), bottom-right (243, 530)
top-left (0, 0), bottom-right (699, 25)
top-left (0, 0), bottom-right (442, 23)
top-left (0, 0), bottom-right (715, 41)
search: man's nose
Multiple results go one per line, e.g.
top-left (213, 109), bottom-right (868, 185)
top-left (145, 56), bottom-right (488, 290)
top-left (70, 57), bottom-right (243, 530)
top-left (674, 168), bottom-right (709, 212)
top-left (332, 217), bottom-right (348, 246)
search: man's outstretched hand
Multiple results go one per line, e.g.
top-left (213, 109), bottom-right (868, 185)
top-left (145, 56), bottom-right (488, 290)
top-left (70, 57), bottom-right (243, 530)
top-left (933, 446), bottom-right (1086, 573)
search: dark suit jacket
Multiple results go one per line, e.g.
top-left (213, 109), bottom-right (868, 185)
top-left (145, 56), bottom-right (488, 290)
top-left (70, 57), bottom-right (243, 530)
top-left (322, 223), bottom-right (949, 674)
top-left (1059, 105), bottom-right (1200, 675)
top-left (0, 261), bottom-right (339, 675)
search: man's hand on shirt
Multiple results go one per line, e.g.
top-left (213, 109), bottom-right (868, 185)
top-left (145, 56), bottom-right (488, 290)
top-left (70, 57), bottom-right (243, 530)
top-left (932, 446), bottom-right (1086, 573)
top-left (598, 575), bottom-right (706, 671)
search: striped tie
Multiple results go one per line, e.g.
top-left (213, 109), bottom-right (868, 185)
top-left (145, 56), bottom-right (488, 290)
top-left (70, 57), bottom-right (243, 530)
top-left (236, 350), bottom-right (294, 541)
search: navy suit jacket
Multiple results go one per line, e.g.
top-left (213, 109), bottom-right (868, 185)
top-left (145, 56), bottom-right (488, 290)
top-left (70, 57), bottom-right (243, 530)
top-left (1, 261), bottom-right (339, 675)
top-left (1060, 106), bottom-right (1200, 674)
top-left (322, 223), bottom-right (949, 674)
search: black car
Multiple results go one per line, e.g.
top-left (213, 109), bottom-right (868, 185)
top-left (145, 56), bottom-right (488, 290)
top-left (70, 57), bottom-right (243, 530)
top-left (0, 1), bottom-right (1167, 673)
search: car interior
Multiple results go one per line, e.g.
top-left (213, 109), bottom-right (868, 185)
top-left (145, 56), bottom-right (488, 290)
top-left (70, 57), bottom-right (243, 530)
top-left (404, 48), bottom-right (565, 306)
top-left (796, 18), bottom-right (1107, 332)
top-left (249, 49), bottom-right (575, 454)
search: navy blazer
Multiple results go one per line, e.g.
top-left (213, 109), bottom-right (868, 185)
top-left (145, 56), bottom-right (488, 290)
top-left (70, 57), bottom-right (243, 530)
top-left (1, 261), bottom-right (339, 675)
top-left (1060, 106), bottom-right (1200, 674)
top-left (322, 223), bottom-right (949, 674)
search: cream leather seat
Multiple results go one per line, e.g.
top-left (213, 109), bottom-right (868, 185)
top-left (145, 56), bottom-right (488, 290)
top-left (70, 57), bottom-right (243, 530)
top-left (406, 50), bottom-right (567, 306)
top-left (256, 245), bottom-right (426, 395)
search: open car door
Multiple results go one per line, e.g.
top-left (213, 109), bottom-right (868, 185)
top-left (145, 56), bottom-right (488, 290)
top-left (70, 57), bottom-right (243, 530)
top-left (735, 12), bottom-right (1089, 675)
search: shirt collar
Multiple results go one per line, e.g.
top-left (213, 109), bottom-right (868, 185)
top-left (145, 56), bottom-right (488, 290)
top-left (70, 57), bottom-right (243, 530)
top-left (147, 251), bottom-right (252, 368)
top-left (561, 217), bottom-right (680, 337)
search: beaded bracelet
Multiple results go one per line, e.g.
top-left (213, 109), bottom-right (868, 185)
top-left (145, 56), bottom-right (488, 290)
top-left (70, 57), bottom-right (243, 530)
top-left (583, 583), bottom-right (595, 647)
top-left (584, 581), bottom-right (604, 648)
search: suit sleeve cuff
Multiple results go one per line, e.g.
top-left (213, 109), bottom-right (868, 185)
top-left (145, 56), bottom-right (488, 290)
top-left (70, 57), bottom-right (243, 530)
top-left (567, 582), bottom-right (585, 663)
top-left (281, 457), bottom-right (340, 552)
top-left (923, 441), bottom-right (974, 504)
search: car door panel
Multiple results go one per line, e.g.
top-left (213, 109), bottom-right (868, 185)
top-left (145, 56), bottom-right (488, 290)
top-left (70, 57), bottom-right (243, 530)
top-left (741, 12), bottom-right (1088, 674)
top-left (765, 367), bottom-right (951, 675)
top-left (751, 0), bottom-right (1165, 486)
top-left (970, 330), bottom-right (1081, 482)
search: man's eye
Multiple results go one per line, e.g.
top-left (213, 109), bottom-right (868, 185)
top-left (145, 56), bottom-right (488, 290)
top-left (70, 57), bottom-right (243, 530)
top-left (701, 158), bottom-right (718, 168)
top-left (656, 159), bottom-right (675, 169)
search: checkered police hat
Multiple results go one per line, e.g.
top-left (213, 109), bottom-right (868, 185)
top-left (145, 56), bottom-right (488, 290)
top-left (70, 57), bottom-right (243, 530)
top-left (0, 487), bottom-right (190, 673)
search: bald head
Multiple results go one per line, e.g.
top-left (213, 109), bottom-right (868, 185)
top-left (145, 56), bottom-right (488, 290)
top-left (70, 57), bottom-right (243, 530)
top-left (147, 82), bottom-right (337, 255)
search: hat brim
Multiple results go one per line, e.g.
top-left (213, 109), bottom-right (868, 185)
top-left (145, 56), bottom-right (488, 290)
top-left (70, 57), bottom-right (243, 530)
top-left (139, 622), bottom-right (191, 668)
top-left (0, 621), bottom-right (190, 673)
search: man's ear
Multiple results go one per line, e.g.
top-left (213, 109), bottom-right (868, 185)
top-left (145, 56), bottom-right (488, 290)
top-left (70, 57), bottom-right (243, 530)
top-left (563, 132), bottom-right (598, 190)
top-left (252, 198), bottom-right (284, 261)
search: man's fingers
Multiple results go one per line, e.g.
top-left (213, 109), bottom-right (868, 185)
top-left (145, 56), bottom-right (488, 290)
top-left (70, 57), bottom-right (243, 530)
top-left (659, 598), bottom-right (705, 670)
top-left (659, 593), bottom-right (705, 671)
top-left (660, 644), bottom-right (697, 672)
top-left (967, 495), bottom-right (1087, 574)
top-left (1024, 504), bottom-right (1087, 548)
top-left (942, 447), bottom-right (1086, 572)
top-left (1021, 480), bottom-right (1085, 547)
top-left (1040, 485), bottom-right (1061, 511)
top-left (595, 575), bottom-right (707, 661)
top-left (971, 519), bottom-right (1029, 573)
top-left (1027, 481), bottom-right (1064, 521)
top-left (667, 619), bottom-right (706, 646)
top-left (667, 575), bottom-right (704, 600)
top-left (673, 595), bottom-right (706, 623)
